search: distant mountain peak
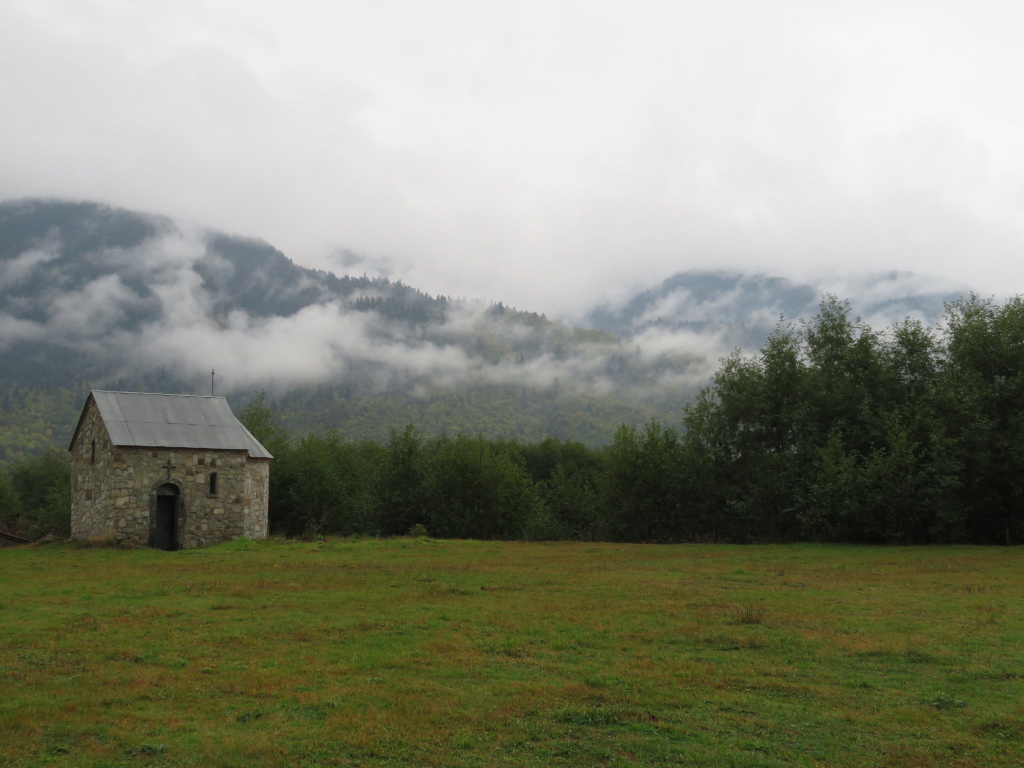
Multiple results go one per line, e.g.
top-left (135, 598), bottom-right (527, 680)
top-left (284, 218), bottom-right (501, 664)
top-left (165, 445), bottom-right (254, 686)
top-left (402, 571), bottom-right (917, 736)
top-left (583, 268), bottom-right (966, 346)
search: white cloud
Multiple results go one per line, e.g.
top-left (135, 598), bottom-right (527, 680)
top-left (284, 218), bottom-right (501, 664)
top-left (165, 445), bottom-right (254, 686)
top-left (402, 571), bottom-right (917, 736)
top-left (2, 1), bottom-right (1023, 315)
top-left (46, 275), bottom-right (138, 335)
top-left (0, 226), bottom-right (721, 397)
top-left (0, 243), bottom-right (60, 285)
top-left (0, 313), bottom-right (45, 348)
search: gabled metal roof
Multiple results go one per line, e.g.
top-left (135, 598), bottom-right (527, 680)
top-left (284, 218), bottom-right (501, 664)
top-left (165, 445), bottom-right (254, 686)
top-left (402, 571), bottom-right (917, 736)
top-left (76, 391), bottom-right (272, 458)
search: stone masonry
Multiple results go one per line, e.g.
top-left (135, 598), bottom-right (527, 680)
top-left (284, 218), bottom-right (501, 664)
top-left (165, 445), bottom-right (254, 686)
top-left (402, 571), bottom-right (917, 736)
top-left (70, 397), bottom-right (269, 548)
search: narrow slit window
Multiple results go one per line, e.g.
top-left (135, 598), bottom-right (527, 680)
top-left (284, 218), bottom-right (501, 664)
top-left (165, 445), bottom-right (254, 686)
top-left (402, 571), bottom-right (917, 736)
top-left (91, 440), bottom-right (96, 465)
top-left (209, 471), bottom-right (218, 496)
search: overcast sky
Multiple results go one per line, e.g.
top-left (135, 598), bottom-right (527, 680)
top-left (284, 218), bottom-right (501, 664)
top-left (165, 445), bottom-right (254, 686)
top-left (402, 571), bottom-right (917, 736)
top-left (2, 0), bottom-right (1022, 316)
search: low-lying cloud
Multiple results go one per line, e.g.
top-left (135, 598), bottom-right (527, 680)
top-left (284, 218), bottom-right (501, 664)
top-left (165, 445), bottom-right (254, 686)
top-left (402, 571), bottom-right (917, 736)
top-left (3, 217), bottom-right (971, 408)
top-left (3, 227), bottom-right (724, 400)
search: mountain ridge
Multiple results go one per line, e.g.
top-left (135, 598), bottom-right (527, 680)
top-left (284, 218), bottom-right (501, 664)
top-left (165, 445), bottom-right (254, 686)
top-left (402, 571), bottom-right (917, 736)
top-left (0, 198), bottom-right (969, 457)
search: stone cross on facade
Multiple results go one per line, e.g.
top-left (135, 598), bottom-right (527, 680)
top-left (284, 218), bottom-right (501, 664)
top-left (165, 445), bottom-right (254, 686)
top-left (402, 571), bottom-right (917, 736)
top-left (163, 453), bottom-right (175, 479)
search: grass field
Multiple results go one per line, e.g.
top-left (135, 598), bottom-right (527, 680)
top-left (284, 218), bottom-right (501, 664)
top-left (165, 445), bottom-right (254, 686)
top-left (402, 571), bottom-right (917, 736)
top-left (2, 539), bottom-right (1023, 767)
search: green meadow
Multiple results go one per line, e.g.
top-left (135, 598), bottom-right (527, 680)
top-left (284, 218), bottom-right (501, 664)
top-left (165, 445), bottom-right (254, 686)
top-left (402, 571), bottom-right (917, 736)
top-left (2, 539), bottom-right (1023, 767)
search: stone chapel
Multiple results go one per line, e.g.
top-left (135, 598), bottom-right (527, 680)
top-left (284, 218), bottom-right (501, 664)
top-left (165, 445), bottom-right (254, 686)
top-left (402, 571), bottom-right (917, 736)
top-left (69, 391), bottom-right (272, 549)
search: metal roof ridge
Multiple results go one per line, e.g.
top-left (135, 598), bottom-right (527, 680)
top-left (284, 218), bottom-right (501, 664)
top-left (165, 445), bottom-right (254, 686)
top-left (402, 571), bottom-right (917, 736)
top-left (91, 390), bottom-right (223, 399)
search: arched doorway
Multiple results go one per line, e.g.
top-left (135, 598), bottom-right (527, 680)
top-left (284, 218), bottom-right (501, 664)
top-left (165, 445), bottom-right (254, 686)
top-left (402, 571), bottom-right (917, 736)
top-left (153, 483), bottom-right (180, 551)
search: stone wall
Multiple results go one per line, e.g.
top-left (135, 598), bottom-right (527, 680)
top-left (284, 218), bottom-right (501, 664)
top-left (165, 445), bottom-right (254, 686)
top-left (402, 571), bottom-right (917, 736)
top-left (70, 398), bottom-right (270, 548)
top-left (244, 460), bottom-right (270, 539)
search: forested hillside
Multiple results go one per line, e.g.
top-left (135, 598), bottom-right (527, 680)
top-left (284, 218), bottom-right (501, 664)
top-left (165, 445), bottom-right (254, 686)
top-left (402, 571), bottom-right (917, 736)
top-left (7, 293), bottom-right (1024, 545)
top-left (0, 199), bottom-right (695, 456)
top-left (0, 198), bottom-right (965, 459)
top-left (235, 293), bottom-right (1024, 545)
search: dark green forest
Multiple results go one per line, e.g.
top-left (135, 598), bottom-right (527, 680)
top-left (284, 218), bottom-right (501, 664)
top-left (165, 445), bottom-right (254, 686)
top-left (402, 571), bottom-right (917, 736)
top-left (229, 291), bottom-right (1024, 545)
top-left (7, 292), bottom-right (1024, 546)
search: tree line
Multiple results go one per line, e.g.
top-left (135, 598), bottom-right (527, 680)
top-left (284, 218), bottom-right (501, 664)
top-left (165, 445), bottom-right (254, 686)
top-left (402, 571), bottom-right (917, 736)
top-left (244, 294), bottom-right (1024, 544)
top-left (4, 293), bottom-right (1024, 544)
top-left (0, 450), bottom-right (71, 540)
top-left (675, 293), bottom-right (1024, 544)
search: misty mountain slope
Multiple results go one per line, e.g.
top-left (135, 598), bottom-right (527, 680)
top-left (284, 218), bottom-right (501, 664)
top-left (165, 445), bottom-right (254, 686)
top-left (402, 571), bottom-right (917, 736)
top-left (0, 199), bottom-right (700, 394)
top-left (584, 269), bottom-right (967, 346)
top-left (0, 199), bottom-right (447, 325)
top-left (0, 199), bottom-right (706, 454)
top-left (0, 198), bottom-right (975, 457)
